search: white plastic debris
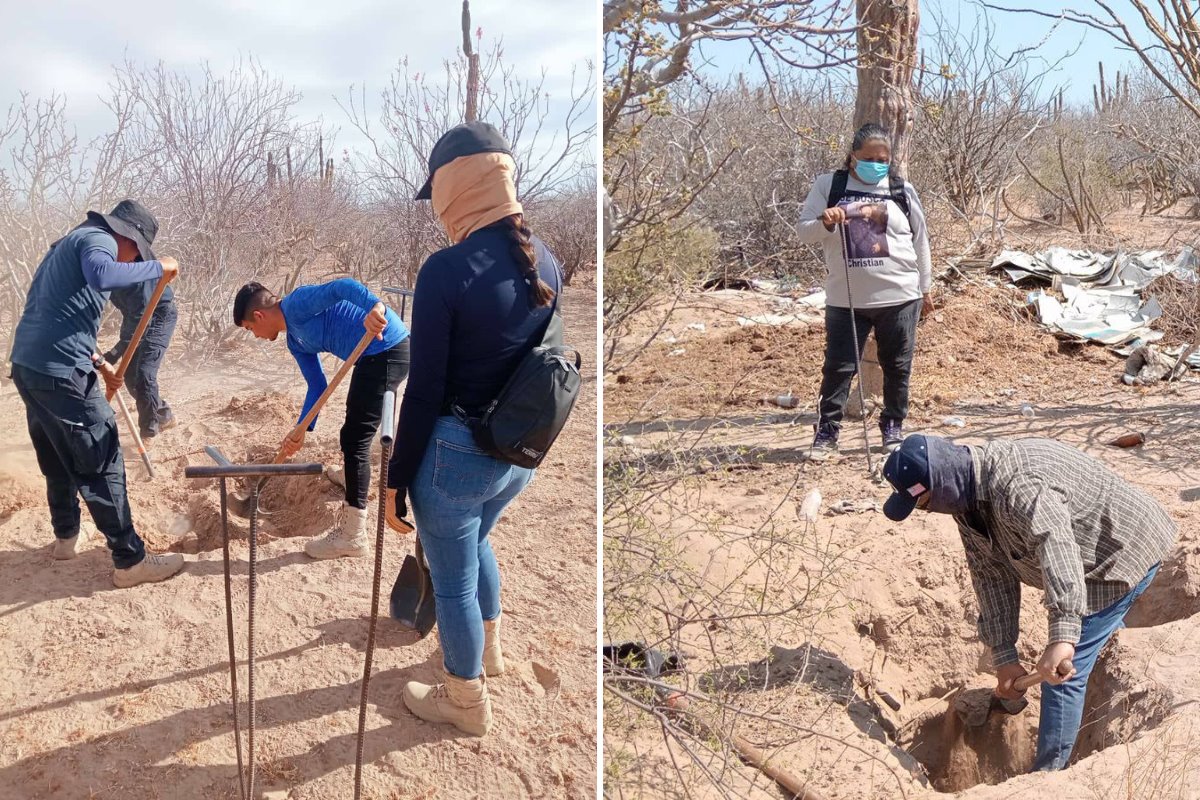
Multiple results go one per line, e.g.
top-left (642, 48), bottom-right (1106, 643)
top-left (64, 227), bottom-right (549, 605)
top-left (798, 489), bottom-right (822, 525)
top-left (1019, 403), bottom-right (1035, 418)
top-left (668, 348), bottom-right (686, 357)
top-left (772, 392), bottom-right (799, 409)
top-left (942, 416), bottom-right (966, 427)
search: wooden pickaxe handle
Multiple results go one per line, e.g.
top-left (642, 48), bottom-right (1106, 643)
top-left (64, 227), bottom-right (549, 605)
top-left (1013, 659), bottom-right (1075, 692)
top-left (273, 327), bottom-right (377, 463)
top-left (107, 272), bottom-right (173, 400)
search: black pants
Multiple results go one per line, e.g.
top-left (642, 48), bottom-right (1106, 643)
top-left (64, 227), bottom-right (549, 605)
top-left (817, 299), bottom-right (921, 432)
top-left (342, 339), bottom-right (411, 509)
top-left (12, 364), bottom-right (145, 568)
top-left (129, 303), bottom-right (177, 437)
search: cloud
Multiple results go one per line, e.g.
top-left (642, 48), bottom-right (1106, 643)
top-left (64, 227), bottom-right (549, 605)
top-left (0, 0), bottom-right (596, 155)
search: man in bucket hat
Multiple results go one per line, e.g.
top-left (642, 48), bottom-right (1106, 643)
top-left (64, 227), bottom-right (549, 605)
top-left (881, 434), bottom-right (1175, 771)
top-left (8, 199), bottom-right (186, 587)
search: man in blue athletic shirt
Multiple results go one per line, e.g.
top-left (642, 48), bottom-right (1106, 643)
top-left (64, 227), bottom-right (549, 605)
top-left (233, 277), bottom-right (411, 559)
top-left (8, 199), bottom-right (186, 587)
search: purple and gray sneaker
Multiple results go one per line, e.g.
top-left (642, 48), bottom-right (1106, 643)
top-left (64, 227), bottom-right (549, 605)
top-left (880, 419), bottom-right (904, 452)
top-left (809, 425), bottom-right (839, 462)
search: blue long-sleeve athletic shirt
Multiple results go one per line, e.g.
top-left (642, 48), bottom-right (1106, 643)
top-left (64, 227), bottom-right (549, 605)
top-left (10, 225), bottom-right (165, 378)
top-left (279, 277), bottom-right (410, 429)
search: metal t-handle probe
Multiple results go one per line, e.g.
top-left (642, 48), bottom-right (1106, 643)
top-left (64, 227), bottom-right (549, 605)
top-left (354, 389), bottom-right (396, 799)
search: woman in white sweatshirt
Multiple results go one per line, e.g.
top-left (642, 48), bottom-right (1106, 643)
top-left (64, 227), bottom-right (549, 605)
top-left (796, 123), bottom-right (933, 460)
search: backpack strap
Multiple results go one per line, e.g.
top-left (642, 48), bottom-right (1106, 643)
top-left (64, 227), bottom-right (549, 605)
top-left (889, 172), bottom-right (911, 219)
top-left (826, 169), bottom-right (850, 209)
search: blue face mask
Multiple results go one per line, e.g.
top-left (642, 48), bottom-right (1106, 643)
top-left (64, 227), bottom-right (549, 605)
top-left (854, 159), bottom-right (890, 184)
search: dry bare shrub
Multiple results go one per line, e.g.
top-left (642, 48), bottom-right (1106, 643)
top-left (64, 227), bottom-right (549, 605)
top-left (603, 220), bottom-right (717, 372)
top-left (0, 37), bottom-right (595, 369)
top-left (603, 437), bottom-right (916, 798)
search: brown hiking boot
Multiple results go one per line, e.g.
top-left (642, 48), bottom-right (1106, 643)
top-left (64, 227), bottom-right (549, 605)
top-left (304, 504), bottom-right (369, 559)
top-left (403, 670), bottom-right (493, 736)
top-left (483, 613), bottom-right (505, 677)
top-left (112, 552), bottom-right (186, 588)
top-left (52, 525), bottom-right (93, 560)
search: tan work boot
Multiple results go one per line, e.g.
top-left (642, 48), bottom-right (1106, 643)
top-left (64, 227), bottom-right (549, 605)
top-left (52, 525), bottom-right (93, 560)
top-left (403, 670), bottom-right (493, 736)
top-left (304, 504), bottom-right (369, 559)
top-left (113, 552), bottom-right (186, 588)
top-left (483, 613), bottom-right (505, 677)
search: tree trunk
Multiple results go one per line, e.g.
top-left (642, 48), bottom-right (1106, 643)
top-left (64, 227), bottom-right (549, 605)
top-left (853, 0), bottom-right (919, 176)
top-left (847, 0), bottom-right (919, 421)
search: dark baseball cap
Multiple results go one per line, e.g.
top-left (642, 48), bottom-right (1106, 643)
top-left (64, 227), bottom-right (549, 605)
top-left (882, 435), bottom-right (931, 521)
top-left (415, 120), bottom-right (513, 201)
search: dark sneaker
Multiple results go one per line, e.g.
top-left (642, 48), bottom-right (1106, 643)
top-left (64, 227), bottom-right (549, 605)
top-left (159, 410), bottom-right (178, 432)
top-left (881, 419), bottom-right (904, 452)
top-left (809, 426), bottom-right (839, 462)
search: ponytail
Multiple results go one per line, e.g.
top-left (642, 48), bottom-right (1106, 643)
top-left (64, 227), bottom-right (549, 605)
top-left (504, 214), bottom-right (555, 308)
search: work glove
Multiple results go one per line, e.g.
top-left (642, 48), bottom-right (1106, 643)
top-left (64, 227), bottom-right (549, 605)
top-left (386, 487), bottom-right (414, 534)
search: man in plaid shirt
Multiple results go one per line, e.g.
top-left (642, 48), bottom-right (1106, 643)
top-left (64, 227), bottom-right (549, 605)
top-left (881, 434), bottom-right (1175, 771)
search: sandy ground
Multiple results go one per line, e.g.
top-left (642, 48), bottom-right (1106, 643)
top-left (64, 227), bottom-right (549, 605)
top-left (603, 260), bottom-right (1200, 798)
top-left (0, 283), bottom-right (597, 799)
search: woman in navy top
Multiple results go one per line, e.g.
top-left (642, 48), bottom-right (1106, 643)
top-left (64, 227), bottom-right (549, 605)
top-left (386, 121), bottom-right (564, 736)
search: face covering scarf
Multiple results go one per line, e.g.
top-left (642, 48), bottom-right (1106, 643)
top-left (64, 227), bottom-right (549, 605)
top-left (431, 152), bottom-right (523, 244)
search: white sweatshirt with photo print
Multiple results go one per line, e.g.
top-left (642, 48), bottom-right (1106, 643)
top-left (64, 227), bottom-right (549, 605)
top-left (796, 171), bottom-right (932, 309)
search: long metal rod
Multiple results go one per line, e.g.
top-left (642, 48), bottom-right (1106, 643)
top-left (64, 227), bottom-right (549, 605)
top-left (247, 481), bottom-right (259, 800)
top-left (354, 389), bottom-right (396, 798)
top-left (838, 221), bottom-right (875, 474)
top-left (185, 463), bottom-right (323, 479)
top-left (219, 479), bottom-right (247, 800)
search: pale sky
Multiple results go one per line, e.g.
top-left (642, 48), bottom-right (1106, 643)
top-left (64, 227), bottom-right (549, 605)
top-left (692, 0), bottom-right (1150, 104)
top-left (0, 0), bottom-right (597, 158)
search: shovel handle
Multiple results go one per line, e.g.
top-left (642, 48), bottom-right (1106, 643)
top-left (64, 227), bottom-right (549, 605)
top-left (1013, 659), bottom-right (1075, 692)
top-left (108, 274), bottom-right (172, 400)
top-left (274, 328), bottom-right (377, 462)
top-left (115, 390), bottom-right (154, 480)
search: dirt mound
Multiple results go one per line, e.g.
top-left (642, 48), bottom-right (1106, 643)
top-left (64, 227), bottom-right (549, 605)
top-left (0, 458), bottom-right (44, 520)
top-left (173, 446), bottom-right (346, 554)
top-left (218, 391), bottom-right (298, 423)
top-left (607, 284), bottom-right (1122, 421)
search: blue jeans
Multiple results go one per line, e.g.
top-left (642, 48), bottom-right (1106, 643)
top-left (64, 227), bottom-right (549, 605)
top-left (1033, 563), bottom-right (1159, 771)
top-left (410, 416), bottom-right (534, 679)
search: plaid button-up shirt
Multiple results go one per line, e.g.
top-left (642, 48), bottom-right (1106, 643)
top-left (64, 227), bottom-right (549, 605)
top-left (956, 439), bottom-right (1176, 667)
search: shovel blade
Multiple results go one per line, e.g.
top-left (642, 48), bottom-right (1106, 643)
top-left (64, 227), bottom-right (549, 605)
top-left (390, 551), bottom-right (437, 637)
top-left (954, 687), bottom-right (1029, 727)
top-left (226, 491), bottom-right (255, 519)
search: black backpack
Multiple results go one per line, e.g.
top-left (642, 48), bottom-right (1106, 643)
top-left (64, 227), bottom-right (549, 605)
top-left (468, 306), bottom-right (582, 469)
top-left (826, 168), bottom-right (911, 219)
